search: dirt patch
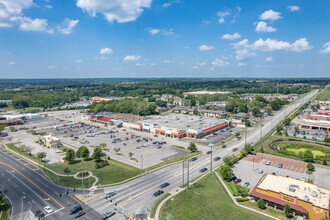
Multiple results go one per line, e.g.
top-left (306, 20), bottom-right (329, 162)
top-left (75, 193), bottom-right (103, 202)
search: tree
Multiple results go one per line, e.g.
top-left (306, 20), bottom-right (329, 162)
top-left (65, 149), bottom-right (75, 163)
top-left (188, 142), bottom-right (197, 152)
top-left (260, 145), bottom-right (264, 153)
top-left (294, 126), bottom-right (299, 132)
top-left (37, 152), bottom-right (46, 162)
top-left (9, 126), bottom-right (15, 132)
top-left (307, 163), bottom-right (315, 172)
top-left (265, 107), bottom-right (272, 115)
top-left (284, 204), bottom-right (292, 218)
top-left (235, 132), bottom-right (240, 139)
top-left (0, 125), bottom-right (6, 132)
top-left (63, 167), bottom-right (71, 186)
top-left (245, 120), bottom-right (251, 127)
top-left (323, 159), bottom-right (327, 165)
top-left (257, 199), bottom-right (266, 209)
top-left (77, 146), bottom-right (89, 160)
top-left (92, 147), bottom-right (102, 161)
top-left (114, 148), bottom-right (121, 155)
top-left (223, 156), bottom-right (231, 166)
top-left (128, 152), bottom-right (134, 159)
top-left (219, 165), bottom-right (232, 181)
top-left (100, 143), bottom-right (107, 149)
top-left (303, 150), bottom-right (314, 162)
top-left (30, 129), bottom-right (36, 135)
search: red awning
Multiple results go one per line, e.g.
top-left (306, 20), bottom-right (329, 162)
top-left (202, 122), bottom-right (228, 134)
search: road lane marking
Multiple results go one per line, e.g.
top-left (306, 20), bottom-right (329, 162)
top-left (0, 161), bottom-right (64, 208)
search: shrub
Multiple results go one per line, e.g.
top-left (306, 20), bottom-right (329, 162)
top-left (284, 204), bottom-right (292, 218)
top-left (257, 199), bottom-right (266, 209)
top-left (236, 198), bottom-right (249, 202)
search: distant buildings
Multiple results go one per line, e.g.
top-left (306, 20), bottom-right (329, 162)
top-left (0, 100), bottom-right (12, 105)
top-left (183, 91), bottom-right (232, 97)
top-left (39, 135), bottom-right (61, 148)
top-left (250, 174), bottom-right (330, 220)
top-left (300, 112), bottom-right (330, 132)
top-left (91, 97), bottom-right (126, 102)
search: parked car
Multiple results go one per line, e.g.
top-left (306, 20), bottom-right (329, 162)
top-left (278, 163), bottom-right (283, 168)
top-left (44, 206), bottom-right (53, 214)
top-left (75, 210), bottom-right (86, 218)
top-left (266, 161), bottom-right (271, 165)
top-left (271, 172), bottom-right (276, 175)
top-left (102, 212), bottom-right (116, 219)
top-left (258, 169), bottom-right (263, 174)
top-left (232, 148), bottom-right (238, 152)
top-left (233, 178), bottom-right (241, 184)
top-left (70, 206), bottom-right (82, 214)
top-left (244, 182), bottom-right (250, 187)
top-left (206, 151), bottom-right (212, 154)
top-left (154, 190), bottom-right (164, 197)
top-left (222, 145), bottom-right (227, 148)
top-left (200, 168), bottom-right (208, 173)
top-left (35, 210), bottom-right (45, 219)
top-left (213, 157), bottom-right (221, 161)
top-left (160, 183), bottom-right (170, 189)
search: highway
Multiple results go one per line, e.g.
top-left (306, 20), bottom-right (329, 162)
top-left (86, 90), bottom-right (318, 218)
top-left (0, 147), bottom-right (102, 220)
top-left (0, 90), bottom-right (318, 220)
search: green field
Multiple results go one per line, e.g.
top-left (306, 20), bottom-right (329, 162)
top-left (313, 88), bottom-right (330, 101)
top-left (4, 106), bottom-right (42, 113)
top-left (159, 173), bottom-right (272, 220)
top-left (286, 146), bottom-right (326, 157)
top-left (0, 193), bottom-right (9, 220)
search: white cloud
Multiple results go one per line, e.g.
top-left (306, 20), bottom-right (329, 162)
top-left (222, 32), bottom-right (241, 40)
top-left (150, 63), bottom-right (155, 66)
top-left (0, 0), bottom-right (52, 33)
top-left (123, 55), bottom-right (141, 61)
top-left (162, 0), bottom-right (180, 8)
top-left (45, 5), bottom-right (52, 9)
top-left (211, 57), bottom-right (229, 66)
top-left (320, 42), bottom-right (330, 54)
top-left (58, 18), bottom-right (79, 34)
top-left (265, 57), bottom-right (273, 62)
top-left (99, 48), bottom-right (113, 54)
top-left (8, 61), bottom-right (15, 65)
top-left (287, 5), bottom-right (299, 12)
top-left (147, 28), bottom-right (173, 35)
top-left (76, 0), bottom-right (152, 23)
top-left (255, 21), bottom-right (276, 32)
top-left (75, 59), bottom-right (82, 63)
top-left (237, 62), bottom-right (246, 67)
top-left (217, 10), bottom-right (230, 23)
top-left (259, 10), bottom-right (282, 22)
top-left (192, 62), bottom-right (206, 69)
top-left (162, 3), bottom-right (171, 8)
top-left (231, 39), bottom-right (257, 60)
top-left (19, 17), bottom-right (53, 34)
top-left (163, 60), bottom-right (170, 63)
top-left (95, 56), bottom-right (109, 60)
top-left (199, 45), bottom-right (214, 51)
top-left (253, 38), bottom-right (312, 52)
top-left (48, 65), bottom-right (58, 69)
top-left (136, 63), bottom-right (145, 66)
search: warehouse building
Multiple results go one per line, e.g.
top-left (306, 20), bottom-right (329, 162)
top-left (250, 174), bottom-right (330, 220)
top-left (138, 114), bottom-right (230, 139)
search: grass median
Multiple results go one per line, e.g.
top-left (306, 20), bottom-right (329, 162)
top-left (150, 193), bottom-right (171, 218)
top-left (159, 173), bottom-right (272, 220)
top-left (0, 193), bottom-right (9, 220)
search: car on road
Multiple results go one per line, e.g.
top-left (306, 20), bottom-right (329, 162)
top-left (233, 178), bottom-right (241, 184)
top-left (206, 151), bottom-right (212, 154)
top-left (190, 157), bottom-right (197, 162)
top-left (102, 211), bottom-right (116, 219)
top-left (258, 169), bottom-right (263, 174)
top-left (266, 161), bottom-right (271, 165)
top-left (213, 157), bottom-right (221, 161)
top-left (75, 210), bottom-right (86, 218)
top-left (106, 191), bottom-right (116, 199)
top-left (271, 172), bottom-right (276, 175)
top-left (160, 182), bottom-right (170, 189)
top-left (278, 163), bottom-right (283, 168)
top-left (222, 145), bottom-right (227, 148)
top-left (301, 176), bottom-right (307, 181)
top-left (44, 206), bottom-right (53, 214)
top-left (70, 205), bottom-right (82, 215)
top-left (35, 210), bottom-right (45, 219)
top-left (154, 190), bottom-right (164, 197)
top-left (244, 182), bottom-right (250, 187)
top-left (232, 148), bottom-right (238, 152)
top-left (200, 168), bottom-right (208, 172)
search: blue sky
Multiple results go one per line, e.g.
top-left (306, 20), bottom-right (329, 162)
top-left (0, 0), bottom-right (329, 78)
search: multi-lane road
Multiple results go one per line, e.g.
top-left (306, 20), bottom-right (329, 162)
top-left (0, 89), bottom-right (318, 220)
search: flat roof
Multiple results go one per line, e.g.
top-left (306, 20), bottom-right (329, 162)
top-left (257, 174), bottom-right (330, 210)
top-left (139, 114), bottom-right (229, 133)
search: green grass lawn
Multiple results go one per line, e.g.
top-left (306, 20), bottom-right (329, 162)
top-left (46, 158), bottom-right (140, 186)
top-left (224, 181), bottom-right (250, 196)
top-left (144, 149), bottom-right (202, 172)
top-left (286, 146), bottom-right (326, 157)
top-left (240, 201), bottom-right (295, 220)
top-left (150, 193), bottom-right (171, 218)
top-left (4, 105), bottom-right (42, 113)
top-left (6, 143), bottom-right (41, 164)
top-left (313, 88), bottom-right (330, 101)
top-left (159, 173), bottom-right (272, 220)
top-left (0, 193), bottom-right (9, 220)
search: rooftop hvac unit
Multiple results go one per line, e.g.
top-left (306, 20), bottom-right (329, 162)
top-left (303, 195), bottom-right (309, 201)
top-left (289, 186), bottom-right (296, 192)
top-left (311, 191), bottom-right (318, 197)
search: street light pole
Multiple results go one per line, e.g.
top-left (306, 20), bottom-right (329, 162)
top-left (22, 196), bottom-right (26, 220)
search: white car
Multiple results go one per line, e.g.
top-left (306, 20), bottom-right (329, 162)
top-left (44, 206), bottom-right (54, 214)
top-left (258, 169), bottom-right (264, 174)
top-left (266, 161), bottom-right (271, 165)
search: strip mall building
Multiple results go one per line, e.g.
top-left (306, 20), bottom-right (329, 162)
top-left (250, 174), bottom-right (330, 220)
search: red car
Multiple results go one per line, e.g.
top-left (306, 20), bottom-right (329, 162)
top-left (154, 135), bottom-right (158, 137)
top-left (112, 141), bottom-right (117, 143)
top-left (233, 178), bottom-right (241, 184)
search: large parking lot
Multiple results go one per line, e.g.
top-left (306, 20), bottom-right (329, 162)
top-left (231, 153), bottom-right (330, 189)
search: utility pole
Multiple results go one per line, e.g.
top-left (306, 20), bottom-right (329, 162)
top-left (187, 159), bottom-right (190, 189)
top-left (210, 144), bottom-right (213, 172)
top-left (182, 157), bottom-right (185, 186)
